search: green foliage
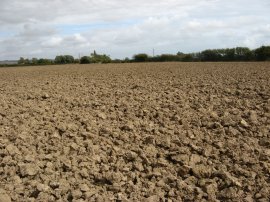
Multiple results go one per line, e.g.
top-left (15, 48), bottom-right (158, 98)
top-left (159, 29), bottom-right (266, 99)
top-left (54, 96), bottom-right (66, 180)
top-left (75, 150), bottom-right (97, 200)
top-left (89, 51), bottom-right (111, 63)
top-left (177, 52), bottom-right (185, 56)
top-left (80, 56), bottom-right (91, 64)
top-left (223, 48), bottom-right (235, 61)
top-left (13, 45), bottom-right (270, 67)
top-left (178, 52), bottom-right (195, 61)
top-left (24, 58), bottom-right (30, 64)
top-left (111, 59), bottom-right (122, 63)
top-left (124, 57), bottom-right (130, 62)
top-left (201, 49), bottom-right (222, 61)
top-left (133, 53), bottom-right (149, 62)
top-left (74, 59), bottom-right (80, 64)
top-left (65, 55), bottom-right (75, 63)
top-left (199, 47), bottom-right (255, 61)
top-left (18, 57), bottom-right (53, 65)
top-left (37, 58), bottom-right (53, 65)
top-left (79, 51), bottom-right (112, 64)
top-left (55, 55), bottom-right (74, 64)
top-left (131, 46), bottom-right (266, 62)
top-left (159, 54), bottom-right (180, 62)
top-left (254, 46), bottom-right (270, 61)
top-left (32, 58), bottom-right (38, 65)
top-left (18, 57), bottom-right (25, 64)
top-left (55, 56), bottom-right (65, 64)
top-left (182, 54), bottom-right (193, 62)
top-left (234, 47), bottom-right (254, 61)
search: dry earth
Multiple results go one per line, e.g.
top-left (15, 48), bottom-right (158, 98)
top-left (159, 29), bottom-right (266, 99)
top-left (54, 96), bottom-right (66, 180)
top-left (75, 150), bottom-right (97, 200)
top-left (0, 62), bottom-right (270, 202)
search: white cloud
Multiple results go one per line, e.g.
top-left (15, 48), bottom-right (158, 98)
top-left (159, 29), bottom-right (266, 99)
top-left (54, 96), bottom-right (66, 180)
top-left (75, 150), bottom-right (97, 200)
top-left (42, 37), bottom-right (63, 47)
top-left (0, 0), bottom-right (269, 60)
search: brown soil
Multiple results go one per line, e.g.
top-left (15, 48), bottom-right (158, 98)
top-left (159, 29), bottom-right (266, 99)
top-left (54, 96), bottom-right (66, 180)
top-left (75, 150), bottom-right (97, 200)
top-left (0, 62), bottom-right (269, 201)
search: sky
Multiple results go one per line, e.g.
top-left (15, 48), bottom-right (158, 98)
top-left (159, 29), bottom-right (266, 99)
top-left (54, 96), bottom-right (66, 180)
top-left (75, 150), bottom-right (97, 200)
top-left (0, 0), bottom-right (270, 60)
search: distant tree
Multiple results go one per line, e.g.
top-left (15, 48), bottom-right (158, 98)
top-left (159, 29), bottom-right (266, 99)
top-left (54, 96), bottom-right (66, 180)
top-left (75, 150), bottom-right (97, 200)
top-left (133, 53), bottom-right (149, 62)
top-left (182, 54), bottom-right (193, 62)
top-left (18, 57), bottom-right (34, 65)
top-left (80, 56), bottom-right (91, 64)
top-left (177, 52), bottom-right (185, 56)
top-left (37, 58), bottom-right (52, 65)
top-left (124, 57), bottom-right (130, 63)
top-left (235, 47), bottom-right (253, 61)
top-left (244, 49), bottom-right (255, 61)
top-left (97, 54), bottom-right (111, 63)
top-left (158, 54), bottom-right (179, 62)
top-left (55, 55), bottom-right (65, 64)
top-left (201, 49), bottom-right (222, 61)
top-left (176, 52), bottom-right (190, 61)
top-left (64, 55), bottom-right (75, 63)
top-left (223, 48), bottom-right (235, 61)
top-left (18, 57), bottom-right (25, 64)
top-left (111, 59), bottom-right (122, 63)
top-left (24, 58), bottom-right (30, 64)
top-left (32, 58), bottom-right (38, 65)
top-left (55, 55), bottom-right (74, 64)
top-left (254, 46), bottom-right (270, 61)
top-left (190, 52), bottom-right (201, 61)
top-left (89, 51), bottom-right (111, 63)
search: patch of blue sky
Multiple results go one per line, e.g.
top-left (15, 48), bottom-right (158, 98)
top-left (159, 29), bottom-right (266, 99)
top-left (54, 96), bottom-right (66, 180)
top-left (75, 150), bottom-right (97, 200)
top-left (0, 31), bottom-right (13, 37)
top-left (56, 19), bottom-right (141, 35)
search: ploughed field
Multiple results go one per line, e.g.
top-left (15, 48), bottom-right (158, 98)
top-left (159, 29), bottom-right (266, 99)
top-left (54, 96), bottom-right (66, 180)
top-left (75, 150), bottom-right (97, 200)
top-left (0, 62), bottom-right (269, 202)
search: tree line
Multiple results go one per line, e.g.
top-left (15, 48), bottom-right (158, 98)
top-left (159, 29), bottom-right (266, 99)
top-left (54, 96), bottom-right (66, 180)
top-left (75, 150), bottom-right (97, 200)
top-left (15, 45), bottom-right (270, 66)
top-left (17, 51), bottom-right (111, 65)
top-left (132, 46), bottom-right (270, 62)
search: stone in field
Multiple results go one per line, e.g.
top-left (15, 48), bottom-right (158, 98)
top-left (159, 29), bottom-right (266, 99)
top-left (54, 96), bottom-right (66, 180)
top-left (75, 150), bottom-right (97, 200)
top-left (0, 189), bottom-right (11, 202)
top-left (19, 164), bottom-right (39, 177)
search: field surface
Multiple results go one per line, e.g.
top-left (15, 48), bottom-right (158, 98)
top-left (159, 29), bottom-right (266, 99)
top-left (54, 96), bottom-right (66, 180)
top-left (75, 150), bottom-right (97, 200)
top-left (0, 62), bottom-right (270, 201)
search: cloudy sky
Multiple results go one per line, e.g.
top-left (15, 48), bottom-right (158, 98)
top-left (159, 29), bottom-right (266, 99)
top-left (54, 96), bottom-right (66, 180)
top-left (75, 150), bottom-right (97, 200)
top-left (0, 0), bottom-right (270, 60)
